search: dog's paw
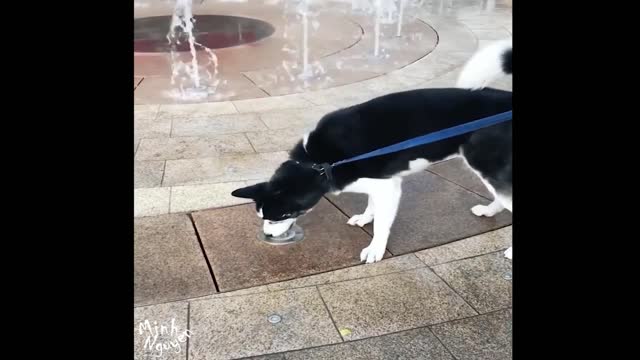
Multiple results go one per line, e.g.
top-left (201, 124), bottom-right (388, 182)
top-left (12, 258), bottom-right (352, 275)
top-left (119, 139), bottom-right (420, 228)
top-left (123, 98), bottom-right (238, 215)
top-left (504, 246), bottom-right (512, 260)
top-left (471, 204), bottom-right (495, 217)
top-left (360, 243), bottom-right (385, 263)
top-left (347, 213), bottom-right (374, 227)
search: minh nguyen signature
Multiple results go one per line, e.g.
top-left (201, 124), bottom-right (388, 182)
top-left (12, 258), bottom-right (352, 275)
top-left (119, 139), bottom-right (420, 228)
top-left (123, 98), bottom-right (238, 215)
top-left (137, 318), bottom-right (192, 358)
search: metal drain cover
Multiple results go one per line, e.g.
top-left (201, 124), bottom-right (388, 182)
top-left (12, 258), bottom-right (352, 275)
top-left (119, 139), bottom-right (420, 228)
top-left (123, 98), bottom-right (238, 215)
top-left (267, 314), bottom-right (282, 324)
top-left (259, 224), bottom-right (304, 245)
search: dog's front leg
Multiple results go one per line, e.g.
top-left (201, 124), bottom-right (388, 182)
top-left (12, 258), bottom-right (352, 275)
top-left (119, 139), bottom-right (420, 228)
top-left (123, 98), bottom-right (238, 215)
top-left (360, 177), bottom-right (403, 263)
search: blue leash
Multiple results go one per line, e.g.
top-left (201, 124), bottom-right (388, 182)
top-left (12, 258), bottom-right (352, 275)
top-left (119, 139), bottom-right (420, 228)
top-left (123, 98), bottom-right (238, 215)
top-left (311, 110), bottom-right (512, 181)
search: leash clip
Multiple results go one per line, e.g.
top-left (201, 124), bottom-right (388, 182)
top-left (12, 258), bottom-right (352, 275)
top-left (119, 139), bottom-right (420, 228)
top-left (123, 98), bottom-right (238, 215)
top-left (311, 163), bottom-right (333, 182)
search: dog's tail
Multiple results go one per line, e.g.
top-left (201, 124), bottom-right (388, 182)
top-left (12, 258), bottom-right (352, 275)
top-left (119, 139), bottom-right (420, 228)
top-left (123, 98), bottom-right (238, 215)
top-left (456, 38), bottom-right (512, 90)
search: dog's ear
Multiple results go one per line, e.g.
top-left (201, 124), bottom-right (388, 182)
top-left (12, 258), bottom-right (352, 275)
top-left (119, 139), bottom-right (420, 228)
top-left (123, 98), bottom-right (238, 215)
top-left (231, 182), bottom-right (267, 200)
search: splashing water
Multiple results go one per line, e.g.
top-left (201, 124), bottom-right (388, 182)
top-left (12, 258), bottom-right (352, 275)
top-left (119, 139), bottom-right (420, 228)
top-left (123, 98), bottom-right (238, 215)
top-left (279, 0), bottom-right (327, 85)
top-left (166, 0), bottom-right (220, 100)
top-left (396, 0), bottom-right (406, 36)
top-left (374, 0), bottom-right (381, 56)
top-left (299, 0), bottom-right (312, 78)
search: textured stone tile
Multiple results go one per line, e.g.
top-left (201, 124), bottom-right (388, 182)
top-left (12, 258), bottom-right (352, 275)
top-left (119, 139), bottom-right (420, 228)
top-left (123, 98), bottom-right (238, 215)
top-left (417, 69), bottom-right (461, 89)
top-left (134, 77), bottom-right (143, 90)
top-left (243, 65), bottom-right (378, 97)
top-left (134, 302), bottom-right (189, 360)
top-left (285, 326), bottom-right (454, 360)
top-left (432, 252), bottom-right (512, 313)
top-left (459, 18), bottom-right (512, 31)
top-left (428, 158), bottom-right (493, 198)
top-left (175, 285), bottom-right (272, 306)
top-left (134, 74), bottom-right (268, 104)
top-left (472, 28), bottom-right (512, 41)
top-left (267, 254), bottom-right (425, 291)
top-left (328, 172), bottom-right (512, 255)
top-left (135, 105), bottom-right (159, 114)
top-left (245, 128), bottom-right (310, 153)
top-left (431, 309), bottom-right (512, 360)
top-left (171, 113), bottom-right (267, 137)
top-left (169, 181), bottom-right (252, 213)
top-left (416, 227), bottom-right (512, 266)
top-left (134, 161), bottom-right (165, 188)
top-left (134, 214), bottom-right (215, 305)
top-left (206, 285), bottom-right (271, 299)
top-left (134, 187), bottom-right (171, 217)
top-left (157, 102), bottom-right (237, 119)
top-left (135, 135), bottom-right (254, 161)
top-left (246, 354), bottom-right (286, 360)
top-left (135, 115), bottom-right (171, 139)
top-left (395, 51), bottom-right (471, 81)
top-left (357, 74), bottom-right (428, 94)
top-left (430, 28), bottom-right (477, 55)
top-left (233, 95), bottom-right (314, 113)
top-left (192, 198), bottom-right (380, 291)
top-left (135, 106), bottom-right (158, 116)
top-left (258, 106), bottom-right (336, 130)
top-left (318, 268), bottom-right (477, 340)
top-left (300, 86), bottom-right (377, 108)
top-left (162, 151), bottom-right (288, 186)
top-left (188, 287), bottom-right (341, 359)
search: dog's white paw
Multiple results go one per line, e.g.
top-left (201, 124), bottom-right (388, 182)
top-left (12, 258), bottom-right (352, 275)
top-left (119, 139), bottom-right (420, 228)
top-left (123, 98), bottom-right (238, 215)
top-left (504, 247), bottom-right (512, 259)
top-left (347, 213), bottom-right (374, 227)
top-left (360, 243), bottom-right (385, 263)
top-left (471, 204), bottom-right (495, 217)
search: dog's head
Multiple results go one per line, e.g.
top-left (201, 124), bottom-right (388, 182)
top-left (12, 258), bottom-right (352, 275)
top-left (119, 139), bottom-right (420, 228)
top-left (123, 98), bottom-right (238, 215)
top-left (231, 160), bottom-right (329, 237)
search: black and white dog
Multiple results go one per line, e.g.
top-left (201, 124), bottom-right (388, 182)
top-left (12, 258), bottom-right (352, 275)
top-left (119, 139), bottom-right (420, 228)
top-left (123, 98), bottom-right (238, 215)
top-left (232, 39), bottom-right (513, 263)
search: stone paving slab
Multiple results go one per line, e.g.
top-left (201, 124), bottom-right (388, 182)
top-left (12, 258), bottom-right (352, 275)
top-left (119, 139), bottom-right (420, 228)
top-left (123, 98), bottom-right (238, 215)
top-left (135, 134), bottom-right (255, 161)
top-left (431, 309), bottom-right (512, 360)
top-left (327, 172), bottom-right (512, 255)
top-left (188, 287), bottom-right (342, 360)
top-left (267, 254), bottom-right (425, 292)
top-left (428, 158), bottom-right (494, 199)
top-left (284, 326), bottom-right (454, 360)
top-left (257, 105), bottom-right (337, 130)
top-left (135, 114), bottom-right (171, 140)
top-left (432, 251), bottom-right (512, 314)
top-left (245, 127), bottom-right (311, 153)
top-left (233, 95), bottom-right (314, 113)
top-left (134, 214), bottom-right (216, 305)
top-left (162, 151), bottom-right (289, 187)
top-left (134, 187), bottom-right (171, 217)
top-left (169, 181), bottom-right (252, 214)
top-left (416, 227), bottom-right (512, 266)
top-left (157, 102), bottom-right (238, 119)
top-left (134, 160), bottom-right (165, 189)
top-left (170, 113), bottom-right (267, 137)
top-left (318, 268), bottom-right (477, 341)
top-left (134, 302), bottom-right (189, 360)
top-left (193, 198), bottom-right (383, 291)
